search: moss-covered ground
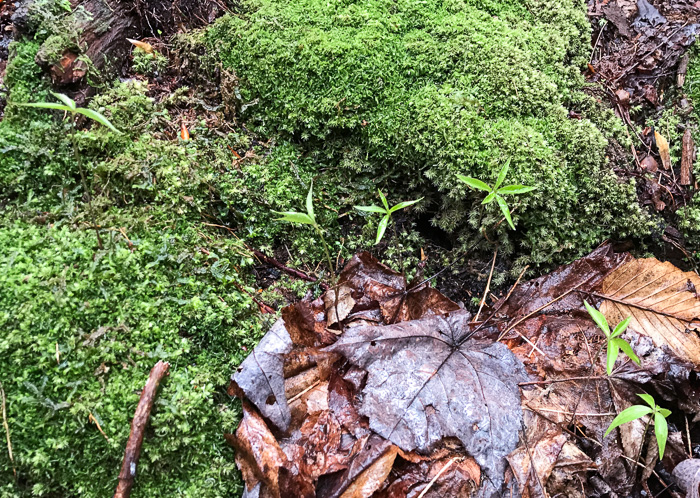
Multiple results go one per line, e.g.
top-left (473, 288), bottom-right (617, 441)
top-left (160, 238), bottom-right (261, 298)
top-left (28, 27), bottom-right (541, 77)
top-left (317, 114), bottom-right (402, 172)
top-left (0, 0), bottom-right (696, 496)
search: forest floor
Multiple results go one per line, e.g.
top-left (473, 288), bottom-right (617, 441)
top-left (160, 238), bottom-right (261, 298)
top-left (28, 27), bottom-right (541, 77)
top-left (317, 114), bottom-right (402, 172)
top-left (0, 0), bottom-right (699, 496)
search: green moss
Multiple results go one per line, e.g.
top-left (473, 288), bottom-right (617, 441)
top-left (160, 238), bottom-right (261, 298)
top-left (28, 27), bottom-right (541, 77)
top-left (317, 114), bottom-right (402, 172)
top-left (209, 0), bottom-right (652, 264)
top-left (0, 219), bottom-right (260, 497)
top-left (131, 48), bottom-right (169, 77)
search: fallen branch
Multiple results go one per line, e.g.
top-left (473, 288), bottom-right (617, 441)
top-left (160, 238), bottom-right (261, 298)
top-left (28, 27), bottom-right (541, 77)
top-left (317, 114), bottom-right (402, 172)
top-left (252, 249), bottom-right (329, 290)
top-left (114, 361), bottom-right (170, 498)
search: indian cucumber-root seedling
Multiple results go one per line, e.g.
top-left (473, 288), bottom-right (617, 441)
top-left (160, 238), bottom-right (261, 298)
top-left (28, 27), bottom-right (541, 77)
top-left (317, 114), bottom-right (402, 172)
top-left (19, 92), bottom-right (120, 201)
top-left (584, 300), bottom-right (640, 375)
top-left (272, 181), bottom-right (336, 279)
top-left (605, 394), bottom-right (671, 459)
top-left (457, 161), bottom-right (535, 230)
top-left (354, 190), bottom-right (423, 245)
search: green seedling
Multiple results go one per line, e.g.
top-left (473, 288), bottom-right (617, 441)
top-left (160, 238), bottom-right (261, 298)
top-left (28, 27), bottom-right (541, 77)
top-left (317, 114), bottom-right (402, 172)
top-left (584, 300), bottom-right (640, 375)
top-left (457, 161), bottom-right (535, 230)
top-left (355, 190), bottom-right (423, 245)
top-left (20, 92), bottom-right (120, 201)
top-left (605, 393), bottom-right (671, 459)
top-left (273, 182), bottom-right (335, 278)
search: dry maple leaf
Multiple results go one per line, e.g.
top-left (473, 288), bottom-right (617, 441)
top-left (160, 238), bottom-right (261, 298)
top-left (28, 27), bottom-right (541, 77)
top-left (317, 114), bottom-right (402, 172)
top-left (328, 309), bottom-right (526, 491)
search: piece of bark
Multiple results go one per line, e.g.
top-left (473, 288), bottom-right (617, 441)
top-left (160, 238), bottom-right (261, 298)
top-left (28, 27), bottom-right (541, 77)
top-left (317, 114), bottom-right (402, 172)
top-left (682, 129), bottom-right (695, 185)
top-left (114, 360), bottom-right (170, 498)
top-left (678, 53), bottom-right (690, 88)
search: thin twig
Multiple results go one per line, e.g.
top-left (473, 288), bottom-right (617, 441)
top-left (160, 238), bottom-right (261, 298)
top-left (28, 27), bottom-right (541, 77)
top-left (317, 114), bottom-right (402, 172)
top-left (89, 412), bottom-right (110, 441)
top-left (1, 383), bottom-right (15, 477)
top-left (519, 375), bottom-right (607, 386)
top-left (416, 457), bottom-right (460, 498)
top-left (474, 249), bottom-right (498, 323)
top-left (497, 286), bottom-right (580, 342)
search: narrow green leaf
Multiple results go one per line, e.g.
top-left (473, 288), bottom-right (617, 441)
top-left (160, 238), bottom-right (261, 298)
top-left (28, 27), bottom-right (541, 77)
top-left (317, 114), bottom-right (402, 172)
top-left (306, 183), bottom-right (315, 222)
top-left (494, 160), bottom-right (510, 190)
top-left (75, 108), bottom-right (121, 133)
top-left (584, 300), bottom-right (610, 336)
top-left (376, 214), bottom-right (390, 245)
top-left (51, 92), bottom-right (76, 110)
top-left (496, 196), bottom-right (515, 230)
top-left (19, 102), bottom-right (74, 112)
top-left (658, 408), bottom-right (672, 418)
top-left (482, 192), bottom-right (497, 205)
top-left (272, 211), bottom-right (315, 225)
top-left (456, 175), bottom-right (491, 192)
top-left (355, 205), bottom-right (387, 214)
top-left (604, 405), bottom-right (653, 437)
top-left (497, 185), bottom-right (536, 195)
top-left (389, 197), bottom-right (423, 213)
top-left (612, 316), bottom-right (632, 338)
top-left (612, 338), bottom-right (640, 365)
top-left (637, 393), bottom-right (656, 409)
top-left (654, 412), bottom-right (668, 459)
top-left (606, 342), bottom-right (620, 375)
top-left (378, 189), bottom-right (389, 210)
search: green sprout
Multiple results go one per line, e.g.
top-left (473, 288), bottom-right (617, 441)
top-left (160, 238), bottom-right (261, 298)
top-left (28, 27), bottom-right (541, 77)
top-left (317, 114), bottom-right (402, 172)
top-left (584, 300), bottom-right (640, 375)
top-left (20, 92), bottom-right (120, 201)
top-left (355, 190), bottom-right (422, 245)
top-left (605, 393), bottom-right (671, 459)
top-left (273, 182), bottom-right (335, 278)
top-left (457, 161), bottom-right (535, 230)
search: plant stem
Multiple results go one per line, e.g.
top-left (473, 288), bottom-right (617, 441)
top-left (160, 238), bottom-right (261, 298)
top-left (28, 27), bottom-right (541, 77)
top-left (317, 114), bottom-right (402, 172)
top-left (70, 118), bottom-right (91, 203)
top-left (315, 226), bottom-right (336, 281)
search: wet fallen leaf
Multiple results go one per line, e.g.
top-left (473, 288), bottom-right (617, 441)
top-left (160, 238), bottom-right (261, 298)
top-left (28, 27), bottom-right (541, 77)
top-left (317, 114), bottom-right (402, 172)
top-left (655, 131), bottom-right (671, 170)
top-left (230, 402), bottom-right (288, 496)
top-left (233, 319), bottom-right (294, 432)
top-left (673, 458), bottom-right (700, 498)
top-left (328, 309), bottom-right (526, 490)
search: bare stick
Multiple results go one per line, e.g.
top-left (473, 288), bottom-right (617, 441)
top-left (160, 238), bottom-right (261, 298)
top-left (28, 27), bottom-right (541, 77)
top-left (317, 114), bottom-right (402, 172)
top-left (416, 456), bottom-right (460, 498)
top-left (251, 249), bottom-right (328, 290)
top-left (1, 383), bottom-right (15, 477)
top-left (474, 249), bottom-right (498, 323)
top-left (114, 361), bottom-right (170, 498)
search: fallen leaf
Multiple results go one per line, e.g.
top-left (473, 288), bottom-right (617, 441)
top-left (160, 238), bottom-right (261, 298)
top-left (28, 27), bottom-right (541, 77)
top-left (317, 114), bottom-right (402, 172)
top-left (328, 309), bottom-right (527, 490)
top-left (337, 252), bottom-right (459, 324)
top-left (655, 131), bottom-right (671, 170)
top-left (127, 38), bottom-right (154, 54)
top-left (673, 458), bottom-right (700, 498)
top-left (507, 430), bottom-right (568, 498)
top-left (641, 155), bottom-right (659, 173)
top-left (339, 446), bottom-right (398, 498)
top-left (598, 257), bottom-right (700, 366)
top-left (233, 319), bottom-right (294, 432)
top-left (230, 402), bottom-right (288, 496)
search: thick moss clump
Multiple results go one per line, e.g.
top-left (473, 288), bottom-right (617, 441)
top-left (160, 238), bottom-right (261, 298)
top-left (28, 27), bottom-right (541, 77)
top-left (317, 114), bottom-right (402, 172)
top-left (210, 0), bottom-right (651, 264)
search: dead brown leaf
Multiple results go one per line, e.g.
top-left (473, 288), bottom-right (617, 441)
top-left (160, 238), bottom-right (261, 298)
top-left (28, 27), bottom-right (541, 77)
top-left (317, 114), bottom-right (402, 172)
top-left (655, 130), bottom-right (672, 170)
top-left (598, 257), bottom-right (700, 366)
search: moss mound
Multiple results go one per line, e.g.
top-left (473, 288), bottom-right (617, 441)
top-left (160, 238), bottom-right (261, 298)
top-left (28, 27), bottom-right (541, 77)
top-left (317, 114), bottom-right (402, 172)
top-left (210, 0), bottom-right (651, 264)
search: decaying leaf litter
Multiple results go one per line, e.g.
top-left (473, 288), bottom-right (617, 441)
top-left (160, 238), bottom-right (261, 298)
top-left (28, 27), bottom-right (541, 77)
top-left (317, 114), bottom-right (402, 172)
top-left (588, 0), bottom-right (699, 258)
top-left (228, 243), bottom-right (700, 497)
